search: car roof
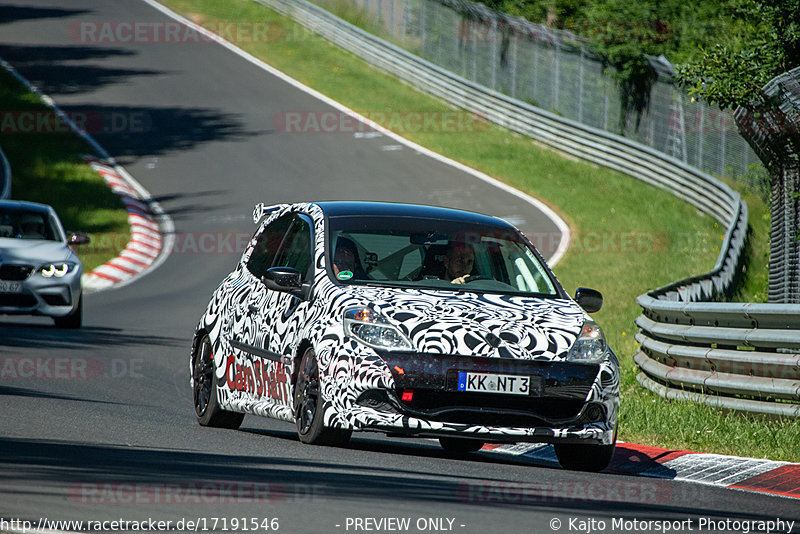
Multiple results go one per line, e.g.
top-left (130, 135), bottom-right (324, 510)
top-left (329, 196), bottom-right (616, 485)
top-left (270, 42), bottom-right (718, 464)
top-left (0, 200), bottom-right (54, 215)
top-left (315, 201), bottom-right (515, 228)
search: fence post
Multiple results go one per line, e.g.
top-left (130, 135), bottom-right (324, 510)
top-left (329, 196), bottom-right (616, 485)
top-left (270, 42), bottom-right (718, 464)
top-left (577, 47), bottom-right (584, 123)
top-left (720, 110), bottom-right (727, 176)
top-left (419, 0), bottom-right (425, 57)
top-left (553, 40), bottom-right (560, 111)
top-left (490, 18), bottom-right (497, 90)
top-left (401, 0), bottom-right (408, 39)
top-left (698, 105), bottom-right (705, 170)
top-left (510, 29), bottom-right (517, 98)
top-left (389, 0), bottom-right (395, 38)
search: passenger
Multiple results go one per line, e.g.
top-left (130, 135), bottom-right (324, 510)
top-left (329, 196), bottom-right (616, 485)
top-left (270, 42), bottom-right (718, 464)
top-left (443, 241), bottom-right (475, 284)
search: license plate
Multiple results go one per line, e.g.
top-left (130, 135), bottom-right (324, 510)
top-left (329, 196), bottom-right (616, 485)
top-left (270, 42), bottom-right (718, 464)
top-left (457, 372), bottom-right (531, 396)
top-left (0, 281), bottom-right (22, 293)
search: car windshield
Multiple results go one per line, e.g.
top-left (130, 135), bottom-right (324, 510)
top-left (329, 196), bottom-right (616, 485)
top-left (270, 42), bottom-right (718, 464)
top-left (0, 209), bottom-right (59, 241)
top-left (327, 215), bottom-right (559, 296)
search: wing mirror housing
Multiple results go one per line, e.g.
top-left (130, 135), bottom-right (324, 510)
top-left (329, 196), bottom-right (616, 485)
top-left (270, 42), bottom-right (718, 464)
top-left (575, 287), bottom-right (602, 313)
top-left (262, 267), bottom-right (309, 299)
top-left (67, 231), bottom-right (91, 246)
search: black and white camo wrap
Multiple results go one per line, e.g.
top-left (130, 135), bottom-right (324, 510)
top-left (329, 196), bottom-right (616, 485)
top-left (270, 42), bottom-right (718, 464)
top-left (191, 203), bottom-right (619, 445)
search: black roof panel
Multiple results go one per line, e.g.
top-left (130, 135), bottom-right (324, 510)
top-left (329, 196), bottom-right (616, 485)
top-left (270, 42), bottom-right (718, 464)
top-left (316, 201), bottom-right (514, 228)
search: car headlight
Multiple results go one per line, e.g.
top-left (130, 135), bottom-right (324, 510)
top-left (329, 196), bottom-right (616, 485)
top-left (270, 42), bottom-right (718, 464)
top-left (566, 320), bottom-right (606, 363)
top-left (39, 262), bottom-right (75, 278)
top-left (343, 307), bottom-right (412, 351)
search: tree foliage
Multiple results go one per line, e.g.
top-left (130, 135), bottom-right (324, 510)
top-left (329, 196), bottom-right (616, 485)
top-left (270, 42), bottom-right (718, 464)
top-left (674, 0), bottom-right (800, 110)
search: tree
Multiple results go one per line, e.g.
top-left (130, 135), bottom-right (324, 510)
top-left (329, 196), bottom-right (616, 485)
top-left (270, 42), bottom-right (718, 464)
top-left (579, 0), bottom-right (675, 132)
top-left (674, 0), bottom-right (800, 110)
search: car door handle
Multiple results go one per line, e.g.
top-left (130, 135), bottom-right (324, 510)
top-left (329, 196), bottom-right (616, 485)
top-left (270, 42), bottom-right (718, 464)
top-left (247, 304), bottom-right (259, 314)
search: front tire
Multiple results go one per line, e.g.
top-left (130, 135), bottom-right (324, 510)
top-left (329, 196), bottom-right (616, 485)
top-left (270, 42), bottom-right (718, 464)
top-left (193, 335), bottom-right (244, 429)
top-left (554, 442), bottom-right (615, 472)
top-left (54, 296), bottom-right (82, 329)
top-left (294, 347), bottom-right (351, 446)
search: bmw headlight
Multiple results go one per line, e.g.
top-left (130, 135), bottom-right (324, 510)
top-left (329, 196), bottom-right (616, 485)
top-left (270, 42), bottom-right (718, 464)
top-left (343, 307), bottom-right (412, 351)
top-left (39, 262), bottom-right (75, 278)
top-left (566, 320), bottom-right (606, 363)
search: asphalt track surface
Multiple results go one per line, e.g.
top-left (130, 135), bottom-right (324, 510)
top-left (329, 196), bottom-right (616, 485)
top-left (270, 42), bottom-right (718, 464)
top-left (0, 1), bottom-right (798, 533)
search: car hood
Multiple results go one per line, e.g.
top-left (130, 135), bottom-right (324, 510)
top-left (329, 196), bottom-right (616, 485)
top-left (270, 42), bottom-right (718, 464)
top-left (0, 238), bottom-right (72, 264)
top-left (342, 285), bottom-right (586, 360)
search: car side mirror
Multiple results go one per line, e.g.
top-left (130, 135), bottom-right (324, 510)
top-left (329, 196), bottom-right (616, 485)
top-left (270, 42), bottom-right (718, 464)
top-left (262, 267), bottom-right (307, 298)
top-left (575, 287), bottom-right (602, 313)
top-left (67, 232), bottom-right (91, 245)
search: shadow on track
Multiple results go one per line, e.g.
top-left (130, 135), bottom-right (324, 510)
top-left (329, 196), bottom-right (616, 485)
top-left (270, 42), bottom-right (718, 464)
top-left (0, 44), bottom-right (262, 158)
top-left (0, 324), bottom-right (181, 350)
top-left (0, 385), bottom-right (130, 405)
top-left (0, 436), bottom-right (788, 521)
top-left (0, 6), bottom-right (90, 25)
top-left (0, 44), bottom-right (145, 94)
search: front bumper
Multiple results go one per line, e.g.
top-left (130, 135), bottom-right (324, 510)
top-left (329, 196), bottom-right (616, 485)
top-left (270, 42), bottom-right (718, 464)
top-left (0, 269), bottom-right (81, 318)
top-left (342, 350), bottom-right (619, 445)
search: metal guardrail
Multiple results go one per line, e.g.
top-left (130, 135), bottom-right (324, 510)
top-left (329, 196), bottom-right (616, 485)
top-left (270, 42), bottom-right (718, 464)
top-left (258, 0), bottom-right (741, 225)
top-left (257, 0), bottom-right (800, 416)
top-left (0, 145), bottom-right (11, 200)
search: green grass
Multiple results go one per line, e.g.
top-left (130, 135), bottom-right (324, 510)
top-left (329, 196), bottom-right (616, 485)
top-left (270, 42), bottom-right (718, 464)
top-left (161, 0), bottom-right (793, 461)
top-left (0, 68), bottom-right (130, 271)
top-left (729, 167), bottom-right (771, 304)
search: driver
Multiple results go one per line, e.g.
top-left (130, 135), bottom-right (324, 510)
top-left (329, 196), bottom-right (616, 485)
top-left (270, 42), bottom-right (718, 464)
top-left (443, 241), bottom-right (474, 284)
top-left (333, 237), bottom-right (369, 280)
top-left (18, 214), bottom-right (45, 239)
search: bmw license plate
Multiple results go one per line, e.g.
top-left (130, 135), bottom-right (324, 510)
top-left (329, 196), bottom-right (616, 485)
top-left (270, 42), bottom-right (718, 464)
top-left (457, 372), bottom-right (531, 396)
top-left (0, 281), bottom-right (22, 293)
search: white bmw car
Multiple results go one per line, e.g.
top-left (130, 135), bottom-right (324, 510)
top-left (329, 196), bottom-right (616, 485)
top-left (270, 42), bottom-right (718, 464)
top-left (191, 201), bottom-right (619, 471)
top-left (0, 200), bottom-right (89, 328)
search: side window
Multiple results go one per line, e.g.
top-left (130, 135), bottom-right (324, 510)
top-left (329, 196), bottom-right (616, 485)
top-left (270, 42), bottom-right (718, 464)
top-left (246, 215), bottom-right (292, 279)
top-left (273, 215), bottom-right (313, 278)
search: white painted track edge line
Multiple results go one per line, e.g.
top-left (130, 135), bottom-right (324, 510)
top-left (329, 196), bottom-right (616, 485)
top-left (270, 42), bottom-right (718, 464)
top-left (138, 0), bottom-right (570, 266)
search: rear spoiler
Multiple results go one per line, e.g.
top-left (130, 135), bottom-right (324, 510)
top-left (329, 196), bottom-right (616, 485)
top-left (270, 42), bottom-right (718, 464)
top-left (252, 203), bottom-right (289, 225)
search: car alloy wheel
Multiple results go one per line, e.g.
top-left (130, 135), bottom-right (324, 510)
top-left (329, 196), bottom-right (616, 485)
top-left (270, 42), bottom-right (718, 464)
top-left (294, 347), bottom-right (351, 446)
top-left (192, 335), bottom-right (244, 429)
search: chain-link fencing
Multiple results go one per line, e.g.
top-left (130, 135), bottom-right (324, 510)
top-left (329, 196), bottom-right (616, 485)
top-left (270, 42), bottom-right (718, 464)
top-left (309, 0), bottom-right (759, 182)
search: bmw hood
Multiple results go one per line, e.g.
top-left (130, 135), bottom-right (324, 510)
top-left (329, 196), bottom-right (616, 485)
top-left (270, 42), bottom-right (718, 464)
top-left (0, 238), bottom-right (73, 264)
top-left (344, 286), bottom-right (586, 360)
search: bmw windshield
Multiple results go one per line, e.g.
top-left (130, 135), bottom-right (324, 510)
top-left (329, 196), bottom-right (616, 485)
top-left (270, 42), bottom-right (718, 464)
top-left (0, 208), bottom-right (60, 241)
top-left (327, 215), bottom-right (559, 297)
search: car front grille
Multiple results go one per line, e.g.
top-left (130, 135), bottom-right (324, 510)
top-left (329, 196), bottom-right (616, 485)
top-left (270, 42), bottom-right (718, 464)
top-left (397, 389), bottom-right (585, 426)
top-left (355, 388), bottom-right (587, 428)
top-left (0, 264), bottom-right (34, 281)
